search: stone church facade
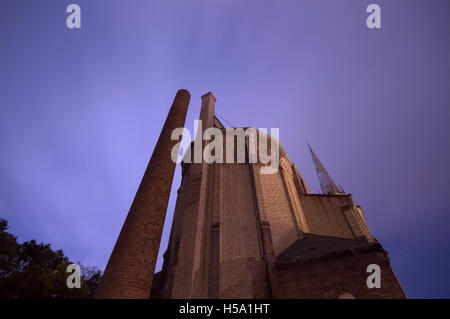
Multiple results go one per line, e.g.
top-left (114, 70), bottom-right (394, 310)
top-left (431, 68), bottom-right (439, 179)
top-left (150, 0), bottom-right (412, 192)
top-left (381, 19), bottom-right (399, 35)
top-left (150, 92), bottom-right (406, 299)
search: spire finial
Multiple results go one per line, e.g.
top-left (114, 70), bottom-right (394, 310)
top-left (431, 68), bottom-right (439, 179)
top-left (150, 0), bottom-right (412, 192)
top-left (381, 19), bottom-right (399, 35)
top-left (307, 141), bottom-right (344, 195)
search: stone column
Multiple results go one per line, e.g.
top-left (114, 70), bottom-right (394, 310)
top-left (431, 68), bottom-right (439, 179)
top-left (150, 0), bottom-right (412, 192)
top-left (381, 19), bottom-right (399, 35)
top-left (96, 89), bottom-right (191, 299)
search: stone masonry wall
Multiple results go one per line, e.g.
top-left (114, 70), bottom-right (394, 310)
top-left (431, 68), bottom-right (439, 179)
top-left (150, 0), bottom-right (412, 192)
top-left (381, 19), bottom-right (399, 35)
top-left (273, 251), bottom-right (406, 299)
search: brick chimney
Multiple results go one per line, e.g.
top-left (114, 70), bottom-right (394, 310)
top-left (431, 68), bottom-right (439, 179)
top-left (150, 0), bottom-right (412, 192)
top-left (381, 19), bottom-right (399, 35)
top-left (95, 89), bottom-right (191, 298)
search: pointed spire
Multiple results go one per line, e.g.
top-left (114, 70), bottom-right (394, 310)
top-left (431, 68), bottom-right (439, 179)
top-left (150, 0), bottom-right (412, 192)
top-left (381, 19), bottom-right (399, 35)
top-left (306, 141), bottom-right (344, 195)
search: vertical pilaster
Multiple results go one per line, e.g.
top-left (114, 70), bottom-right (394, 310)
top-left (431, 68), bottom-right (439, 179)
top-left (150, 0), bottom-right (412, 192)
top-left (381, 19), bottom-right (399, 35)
top-left (190, 92), bottom-right (216, 296)
top-left (199, 92), bottom-right (216, 134)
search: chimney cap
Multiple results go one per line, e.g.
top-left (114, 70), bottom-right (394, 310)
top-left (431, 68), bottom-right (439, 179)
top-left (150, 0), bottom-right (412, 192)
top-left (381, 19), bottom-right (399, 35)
top-left (201, 91), bottom-right (216, 103)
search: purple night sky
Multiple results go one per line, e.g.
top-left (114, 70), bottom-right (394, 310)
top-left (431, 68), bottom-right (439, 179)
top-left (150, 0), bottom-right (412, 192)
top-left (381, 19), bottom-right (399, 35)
top-left (1, 1), bottom-right (449, 298)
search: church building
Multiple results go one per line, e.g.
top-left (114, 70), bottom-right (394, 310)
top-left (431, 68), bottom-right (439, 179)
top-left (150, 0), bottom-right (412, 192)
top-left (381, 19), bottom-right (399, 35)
top-left (150, 92), bottom-right (406, 299)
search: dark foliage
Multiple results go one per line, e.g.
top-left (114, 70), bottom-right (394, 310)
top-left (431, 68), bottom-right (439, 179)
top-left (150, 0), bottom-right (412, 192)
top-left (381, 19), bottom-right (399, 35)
top-left (0, 219), bottom-right (102, 298)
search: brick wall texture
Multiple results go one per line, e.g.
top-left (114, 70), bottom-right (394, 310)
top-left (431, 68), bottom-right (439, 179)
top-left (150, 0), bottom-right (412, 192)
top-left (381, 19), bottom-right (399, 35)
top-left (154, 128), bottom-right (405, 299)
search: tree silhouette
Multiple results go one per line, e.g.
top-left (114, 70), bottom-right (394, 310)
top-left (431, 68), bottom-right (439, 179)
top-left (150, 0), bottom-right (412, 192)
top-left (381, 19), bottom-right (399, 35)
top-left (0, 219), bottom-right (101, 298)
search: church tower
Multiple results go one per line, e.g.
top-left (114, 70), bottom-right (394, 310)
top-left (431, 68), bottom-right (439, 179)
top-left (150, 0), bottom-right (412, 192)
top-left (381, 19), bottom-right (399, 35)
top-left (151, 92), bottom-right (406, 299)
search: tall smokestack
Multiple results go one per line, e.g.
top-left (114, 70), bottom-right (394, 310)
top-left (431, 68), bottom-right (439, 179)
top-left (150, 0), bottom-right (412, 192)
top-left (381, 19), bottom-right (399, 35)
top-left (96, 89), bottom-right (191, 298)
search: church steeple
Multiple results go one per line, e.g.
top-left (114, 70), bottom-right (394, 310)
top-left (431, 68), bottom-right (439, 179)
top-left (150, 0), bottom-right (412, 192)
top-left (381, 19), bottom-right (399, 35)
top-left (307, 142), bottom-right (344, 195)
